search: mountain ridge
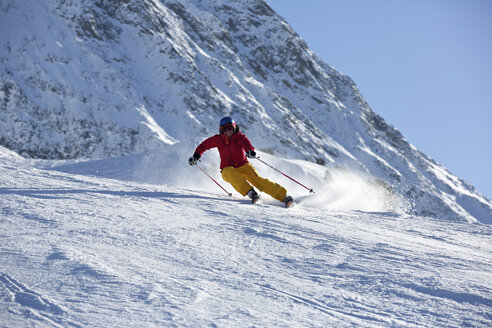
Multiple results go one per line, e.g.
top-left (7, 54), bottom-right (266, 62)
top-left (1, 0), bottom-right (491, 223)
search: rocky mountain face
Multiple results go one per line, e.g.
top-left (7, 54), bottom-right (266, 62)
top-left (1, 0), bottom-right (491, 223)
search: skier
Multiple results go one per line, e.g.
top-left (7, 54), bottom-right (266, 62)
top-left (188, 117), bottom-right (294, 207)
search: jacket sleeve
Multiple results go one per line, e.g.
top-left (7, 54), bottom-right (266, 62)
top-left (194, 135), bottom-right (220, 156)
top-left (239, 133), bottom-right (254, 152)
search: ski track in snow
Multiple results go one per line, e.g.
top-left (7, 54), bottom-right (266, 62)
top-left (1, 158), bottom-right (491, 327)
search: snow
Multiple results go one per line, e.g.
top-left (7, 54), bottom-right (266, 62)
top-left (1, 0), bottom-right (491, 323)
top-left (135, 105), bottom-right (179, 145)
top-left (1, 0), bottom-right (491, 223)
top-left (1, 148), bottom-right (491, 327)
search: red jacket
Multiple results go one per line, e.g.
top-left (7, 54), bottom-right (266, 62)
top-left (195, 131), bottom-right (254, 170)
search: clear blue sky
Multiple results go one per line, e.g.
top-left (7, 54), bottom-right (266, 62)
top-left (266, 0), bottom-right (492, 200)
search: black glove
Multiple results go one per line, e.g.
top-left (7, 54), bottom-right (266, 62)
top-left (188, 153), bottom-right (200, 166)
top-left (245, 150), bottom-right (256, 159)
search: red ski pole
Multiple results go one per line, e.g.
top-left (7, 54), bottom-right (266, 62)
top-left (196, 163), bottom-right (232, 197)
top-left (255, 156), bottom-right (315, 193)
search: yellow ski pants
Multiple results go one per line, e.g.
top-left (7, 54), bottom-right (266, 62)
top-left (221, 162), bottom-right (287, 202)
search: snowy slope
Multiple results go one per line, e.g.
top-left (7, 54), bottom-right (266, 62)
top-left (1, 150), bottom-right (491, 327)
top-left (1, 0), bottom-right (491, 223)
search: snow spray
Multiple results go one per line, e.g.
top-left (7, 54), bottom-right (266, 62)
top-left (301, 168), bottom-right (412, 214)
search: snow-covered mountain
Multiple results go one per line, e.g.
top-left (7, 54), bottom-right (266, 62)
top-left (1, 148), bottom-right (491, 327)
top-left (0, 0), bottom-right (491, 223)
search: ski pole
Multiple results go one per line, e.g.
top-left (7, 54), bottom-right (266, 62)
top-left (196, 163), bottom-right (232, 197)
top-left (254, 156), bottom-right (315, 193)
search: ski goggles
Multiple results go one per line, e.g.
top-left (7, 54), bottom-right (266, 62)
top-left (220, 124), bottom-right (235, 132)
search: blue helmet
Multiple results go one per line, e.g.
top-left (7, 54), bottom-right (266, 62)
top-left (219, 117), bottom-right (235, 127)
top-left (219, 117), bottom-right (237, 133)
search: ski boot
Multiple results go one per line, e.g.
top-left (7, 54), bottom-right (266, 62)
top-left (247, 188), bottom-right (260, 204)
top-left (284, 195), bottom-right (294, 208)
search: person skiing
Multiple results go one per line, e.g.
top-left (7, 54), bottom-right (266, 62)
top-left (188, 117), bottom-right (294, 207)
